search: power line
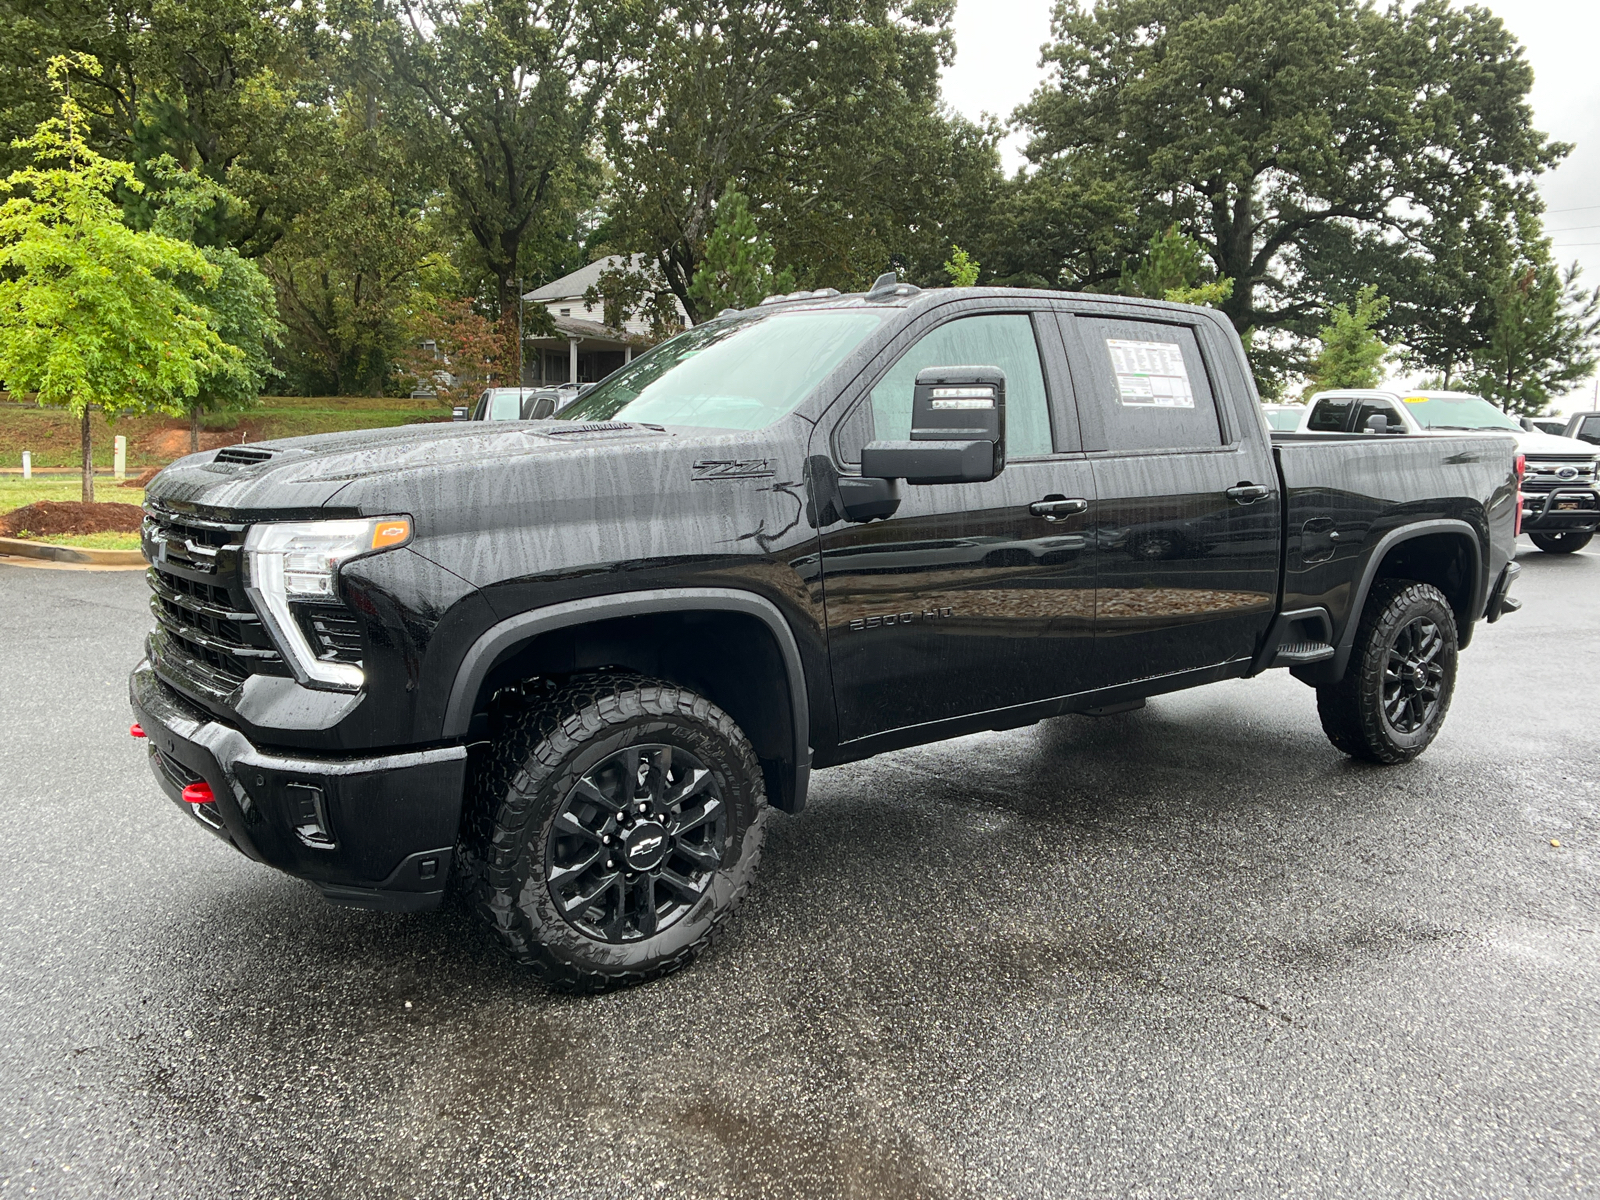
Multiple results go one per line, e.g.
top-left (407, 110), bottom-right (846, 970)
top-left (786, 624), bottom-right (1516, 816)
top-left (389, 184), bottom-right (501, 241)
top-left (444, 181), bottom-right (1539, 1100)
top-left (1546, 203), bottom-right (1600, 214)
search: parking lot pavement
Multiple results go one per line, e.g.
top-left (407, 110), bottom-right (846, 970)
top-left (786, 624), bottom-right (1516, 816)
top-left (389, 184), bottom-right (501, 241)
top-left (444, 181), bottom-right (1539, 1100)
top-left (1, 542), bottom-right (1596, 1199)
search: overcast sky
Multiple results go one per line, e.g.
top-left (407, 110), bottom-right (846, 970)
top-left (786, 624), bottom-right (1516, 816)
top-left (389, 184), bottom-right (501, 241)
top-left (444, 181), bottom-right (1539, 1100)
top-left (942, 0), bottom-right (1600, 407)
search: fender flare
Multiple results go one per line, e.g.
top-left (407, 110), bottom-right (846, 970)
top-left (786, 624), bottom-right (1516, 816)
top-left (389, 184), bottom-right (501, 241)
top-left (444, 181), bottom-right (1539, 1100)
top-left (1317, 518), bottom-right (1485, 682)
top-left (442, 587), bottom-right (811, 806)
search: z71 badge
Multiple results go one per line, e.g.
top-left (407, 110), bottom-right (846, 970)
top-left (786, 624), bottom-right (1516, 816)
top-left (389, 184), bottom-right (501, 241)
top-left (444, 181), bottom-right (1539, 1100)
top-left (849, 607), bottom-right (954, 631)
top-left (692, 459), bottom-right (775, 481)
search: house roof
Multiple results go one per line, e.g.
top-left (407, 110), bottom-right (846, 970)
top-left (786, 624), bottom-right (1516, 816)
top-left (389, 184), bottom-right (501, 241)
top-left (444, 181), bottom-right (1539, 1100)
top-left (524, 312), bottom-right (641, 347)
top-left (523, 254), bottom-right (650, 302)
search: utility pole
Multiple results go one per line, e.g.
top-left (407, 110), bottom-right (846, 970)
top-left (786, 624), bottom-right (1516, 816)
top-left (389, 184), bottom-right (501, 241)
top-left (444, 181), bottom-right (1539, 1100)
top-left (518, 276), bottom-right (524, 388)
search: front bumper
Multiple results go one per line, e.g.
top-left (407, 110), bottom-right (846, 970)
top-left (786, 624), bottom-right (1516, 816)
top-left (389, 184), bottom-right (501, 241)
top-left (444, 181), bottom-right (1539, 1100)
top-left (130, 660), bottom-right (467, 912)
top-left (1522, 488), bottom-right (1600, 532)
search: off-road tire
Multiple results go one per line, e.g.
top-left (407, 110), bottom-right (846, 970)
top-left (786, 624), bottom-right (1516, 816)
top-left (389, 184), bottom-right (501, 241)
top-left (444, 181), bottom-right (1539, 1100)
top-left (1528, 530), bottom-right (1592, 554)
top-left (1315, 580), bottom-right (1458, 765)
top-left (460, 673), bottom-right (769, 992)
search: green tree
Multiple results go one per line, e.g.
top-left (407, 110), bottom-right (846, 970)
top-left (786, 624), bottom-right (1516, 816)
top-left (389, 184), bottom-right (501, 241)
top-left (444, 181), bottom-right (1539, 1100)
top-left (582, 258), bottom-right (683, 341)
top-left (1118, 225), bottom-right (1233, 307)
top-left (0, 56), bottom-right (232, 500)
top-left (387, 0), bottom-right (618, 319)
top-left (1306, 285), bottom-right (1391, 394)
top-left (944, 244), bottom-right (979, 288)
top-left (687, 186), bottom-right (794, 315)
top-left (599, 0), bottom-right (987, 322)
top-left (148, 158), bottom-right (283, 447)
top-left (1010, 0), bottom-right (1563, 392)
top-left (1466, 259), bottom-right (1600, 416)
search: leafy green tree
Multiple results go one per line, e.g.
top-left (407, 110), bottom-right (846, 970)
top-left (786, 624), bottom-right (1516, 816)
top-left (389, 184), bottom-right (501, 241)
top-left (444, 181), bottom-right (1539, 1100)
top-left (582, 259), bottom-right (683, 341)
top-left (1305, 285), bottom-right (1391, 394)
top-left (0, 57), bottom-right (232, 500)
top-left (387, 0), bottom-right (618, 319)
top-left (1118, 225), bottom-right (1233, 307)
top-left (944, 245), bottom-right (979, 288)
top-left (1465, 259), bottom-right (1600, 416)
top-left (599, 0), bottom-right (987, 321)
top-left (1011, 0), bottom-right (1563, 392)
top-left (687, 187), bottom-right (794, 315)
top-left (148, 158), bottom-right (283, 448)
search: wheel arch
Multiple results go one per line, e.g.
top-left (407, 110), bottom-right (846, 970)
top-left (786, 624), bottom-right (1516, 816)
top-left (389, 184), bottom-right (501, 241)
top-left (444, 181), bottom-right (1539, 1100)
top-left (1303, 520), bottom-right (1484, 686)
top-left (444, 589), bottom-right (811, 812)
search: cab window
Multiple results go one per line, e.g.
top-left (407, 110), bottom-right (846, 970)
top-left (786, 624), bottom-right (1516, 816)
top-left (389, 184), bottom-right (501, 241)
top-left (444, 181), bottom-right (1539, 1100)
top-left (835, 313), bottom-right (1054, 461)
top-left (1353, 398), bottom-right (1403, 433)
top-left (1308, 396), bottom-right (1354, 432)
top-left (1578, 416), bottom-right (1600, 446)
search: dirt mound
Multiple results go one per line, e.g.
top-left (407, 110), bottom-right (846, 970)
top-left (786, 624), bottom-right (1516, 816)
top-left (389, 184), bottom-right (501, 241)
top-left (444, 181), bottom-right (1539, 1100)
top-left (0, 500), bottom-right (145, 538)
top-left (123, 467), bottom-right (162, 488)
top-left (140, 427), bottom-right (265, 459)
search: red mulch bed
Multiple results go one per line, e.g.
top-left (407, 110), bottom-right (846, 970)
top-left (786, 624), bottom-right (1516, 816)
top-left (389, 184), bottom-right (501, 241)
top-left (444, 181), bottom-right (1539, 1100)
top-left (0, 500), bottom-right (145, 538)
top-left (123, 467), bottom-right (162, 488)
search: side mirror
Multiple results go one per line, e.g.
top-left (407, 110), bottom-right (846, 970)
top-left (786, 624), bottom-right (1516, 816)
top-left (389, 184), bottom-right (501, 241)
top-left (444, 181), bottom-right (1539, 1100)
top-left (452, 406), bottom-right (470, 422)
top-left (1363, 413), bottom-right (1399, 435)
top-left (861, 366), bottom-right (1006, 484)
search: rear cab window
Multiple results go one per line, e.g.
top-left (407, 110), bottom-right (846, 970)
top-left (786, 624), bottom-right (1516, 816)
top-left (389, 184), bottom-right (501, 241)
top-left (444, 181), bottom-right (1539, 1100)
top-left (1308, 396), bottom-right (1354, 432)
top-left (1067, 316), bottom-right (1224, 452)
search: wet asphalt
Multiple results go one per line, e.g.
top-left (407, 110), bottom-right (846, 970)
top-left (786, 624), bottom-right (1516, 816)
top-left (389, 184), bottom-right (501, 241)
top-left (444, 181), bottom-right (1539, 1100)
top-left (1, 543), bottom-right (1596, 1200)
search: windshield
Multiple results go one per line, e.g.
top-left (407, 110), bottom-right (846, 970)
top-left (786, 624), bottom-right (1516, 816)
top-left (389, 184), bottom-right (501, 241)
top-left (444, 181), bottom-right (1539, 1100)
top-left (487, 390), bottom-right (524, 420)
top-left (1404, 394), bottom-right (1521, 432)
top-left (559, 309), bottom-right (887, 430)
top-left (1264, 407), bottom-right (1302, 431)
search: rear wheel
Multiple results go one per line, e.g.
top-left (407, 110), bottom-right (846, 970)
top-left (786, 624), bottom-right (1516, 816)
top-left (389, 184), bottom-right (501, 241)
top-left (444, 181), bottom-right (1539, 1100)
top-left (461, 673), bottom-right (769, 991)
top-left (1528, 530), bottom-right (1592, 554)
top-left (1316, 580), bottom-right (1458, 764)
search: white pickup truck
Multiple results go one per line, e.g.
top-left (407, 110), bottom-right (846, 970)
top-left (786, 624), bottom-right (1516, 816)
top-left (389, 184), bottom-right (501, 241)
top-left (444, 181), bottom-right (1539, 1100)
top-left (1299, 389), bottom-right (1600, 554)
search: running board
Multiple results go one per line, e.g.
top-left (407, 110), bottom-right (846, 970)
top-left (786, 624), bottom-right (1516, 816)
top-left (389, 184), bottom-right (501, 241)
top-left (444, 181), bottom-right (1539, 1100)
top-left (1271, 641), bottom-right (1335, 667)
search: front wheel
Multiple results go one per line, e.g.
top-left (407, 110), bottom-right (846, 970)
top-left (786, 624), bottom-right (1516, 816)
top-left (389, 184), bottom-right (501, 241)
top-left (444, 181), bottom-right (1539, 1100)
top-left (462, 673), bottom-right (769, 991)
top-left (1528, 530), bottom-right (1592, 554)
top-left (1316, 580), bottom-right (1458, 764)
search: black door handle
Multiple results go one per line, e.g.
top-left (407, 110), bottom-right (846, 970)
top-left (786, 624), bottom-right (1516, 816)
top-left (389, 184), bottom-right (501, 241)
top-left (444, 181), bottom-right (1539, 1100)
top-left (1029, 497), bottom-right (1089, 521)
top-left (1226, 483), bottom-right (1270, 504)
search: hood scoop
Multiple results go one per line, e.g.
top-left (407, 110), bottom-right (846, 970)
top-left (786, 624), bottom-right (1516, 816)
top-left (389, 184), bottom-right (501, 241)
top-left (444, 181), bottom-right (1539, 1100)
top-left (214, 445), bottom-right (276, 465)
top-left (537, 422), bottom-right (645, 438)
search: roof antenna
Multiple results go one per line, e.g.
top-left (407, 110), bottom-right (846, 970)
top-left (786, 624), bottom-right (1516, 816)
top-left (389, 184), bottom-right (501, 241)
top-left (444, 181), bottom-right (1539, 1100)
top-left (868, 270), bottom-right (897, 294)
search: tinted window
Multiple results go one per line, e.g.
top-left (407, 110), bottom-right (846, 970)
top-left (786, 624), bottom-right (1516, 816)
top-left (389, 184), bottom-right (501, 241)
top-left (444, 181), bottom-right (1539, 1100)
top-left (837, 314), bottom-right (1053, 461)
top-left (1074, 318), bottom-right (1222, 451)
top-left (561, 309), bottom-right (885, 431)
top-left (1308, 397), bottom-right (1354, 432)
top-left (1576, 416), bottom-right (1600, 446)
top-left (1354, 399), bottom-right (1402, 433)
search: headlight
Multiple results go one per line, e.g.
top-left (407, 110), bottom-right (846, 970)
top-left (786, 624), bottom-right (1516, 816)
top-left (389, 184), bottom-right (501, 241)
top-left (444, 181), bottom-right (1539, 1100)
top-left (243, 517), bottom-right (412, 691)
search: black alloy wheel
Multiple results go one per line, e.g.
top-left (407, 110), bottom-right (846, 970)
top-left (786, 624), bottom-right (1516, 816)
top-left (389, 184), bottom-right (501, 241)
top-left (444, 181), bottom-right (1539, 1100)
top-left (547, 744), bottom-right (727, 943)
top-left (1380, 615), bottom-right (1446, 735)
top-left (461, 673), bottom-right (768, 992)
top-left (1316, 579), bottom-right (1458, 764)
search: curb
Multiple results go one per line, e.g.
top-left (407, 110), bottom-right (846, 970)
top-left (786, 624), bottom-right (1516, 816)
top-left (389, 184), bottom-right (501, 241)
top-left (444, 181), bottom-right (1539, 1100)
top-left (0, 536), bottom-right (145, 566)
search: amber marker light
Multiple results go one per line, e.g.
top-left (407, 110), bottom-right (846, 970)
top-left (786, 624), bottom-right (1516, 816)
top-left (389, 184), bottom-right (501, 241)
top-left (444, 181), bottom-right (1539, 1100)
top-left (371, 518), bottom-right (412, 550)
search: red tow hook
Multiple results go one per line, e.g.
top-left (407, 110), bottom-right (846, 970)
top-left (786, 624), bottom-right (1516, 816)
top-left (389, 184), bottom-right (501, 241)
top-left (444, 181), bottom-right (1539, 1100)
top-left (181, 782), bottom-right (215, 805)
top-left (130, 723), bottom-right (146, 738)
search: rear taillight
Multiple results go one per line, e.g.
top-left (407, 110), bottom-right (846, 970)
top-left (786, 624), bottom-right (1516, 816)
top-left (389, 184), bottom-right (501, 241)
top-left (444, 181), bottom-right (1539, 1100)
top-left (181, 782), bottom-right (214, 805)
top-left (1515, 455), bottom-right (1525, 537)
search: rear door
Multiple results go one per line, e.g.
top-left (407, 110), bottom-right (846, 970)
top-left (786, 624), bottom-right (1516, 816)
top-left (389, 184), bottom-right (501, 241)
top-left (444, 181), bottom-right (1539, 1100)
top-left (818, 301), bottom-right (1097, 742)
top-left (1058, 308), bottom-right (1280, 687)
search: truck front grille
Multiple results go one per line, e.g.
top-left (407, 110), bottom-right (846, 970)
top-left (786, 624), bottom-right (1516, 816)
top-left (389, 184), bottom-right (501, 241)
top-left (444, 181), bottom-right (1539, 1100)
top-left (142, 502), bottom-right (287, 697)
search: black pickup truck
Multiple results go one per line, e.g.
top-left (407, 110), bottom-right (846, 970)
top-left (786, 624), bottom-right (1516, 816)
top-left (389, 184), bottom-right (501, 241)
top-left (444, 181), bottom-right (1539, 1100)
top-left (130, 279), bottom-right (1522, 990)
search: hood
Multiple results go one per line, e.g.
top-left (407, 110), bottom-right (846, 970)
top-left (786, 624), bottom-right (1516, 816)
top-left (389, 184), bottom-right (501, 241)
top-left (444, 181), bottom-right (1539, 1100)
top-left (144, 419), bottom-right (678, 515)
top-left (1513, 427), bottom-right (1599, 456)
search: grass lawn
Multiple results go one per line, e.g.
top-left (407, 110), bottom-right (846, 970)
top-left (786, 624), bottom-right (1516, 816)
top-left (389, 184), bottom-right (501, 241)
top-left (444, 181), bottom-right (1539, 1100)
top-left (0, 394), bottom-right (451, 470)
top-left (0, 477), bottom-right (146, 512)
top-left (32, 531), bottom-right (144, 550)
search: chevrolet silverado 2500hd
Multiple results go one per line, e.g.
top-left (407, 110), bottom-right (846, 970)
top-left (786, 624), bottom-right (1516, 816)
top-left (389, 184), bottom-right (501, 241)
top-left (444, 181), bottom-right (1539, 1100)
top-left (131, 279), bottom-right (1522, 990)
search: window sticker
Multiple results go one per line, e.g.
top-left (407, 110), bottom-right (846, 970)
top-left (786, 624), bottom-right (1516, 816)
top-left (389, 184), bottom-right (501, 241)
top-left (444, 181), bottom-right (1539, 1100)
top-left (1106, 339), bottom-right (1195, 408)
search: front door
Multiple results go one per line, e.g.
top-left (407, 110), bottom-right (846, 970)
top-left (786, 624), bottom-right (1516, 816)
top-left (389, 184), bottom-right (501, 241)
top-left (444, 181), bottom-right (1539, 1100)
top-left (1058, 310), bottom-right (1281, 687)
top-left (818, 306), bottom-right (1098, 743)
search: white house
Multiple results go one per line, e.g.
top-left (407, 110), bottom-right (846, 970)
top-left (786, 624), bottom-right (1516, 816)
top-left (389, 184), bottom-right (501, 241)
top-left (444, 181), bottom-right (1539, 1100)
top-left (519, 254), bottom-right (689, 385)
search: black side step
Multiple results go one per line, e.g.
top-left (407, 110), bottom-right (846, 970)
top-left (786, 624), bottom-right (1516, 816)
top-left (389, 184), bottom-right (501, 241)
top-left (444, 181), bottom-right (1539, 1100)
top-left (1271, 641), bottom-right (1335, 667)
